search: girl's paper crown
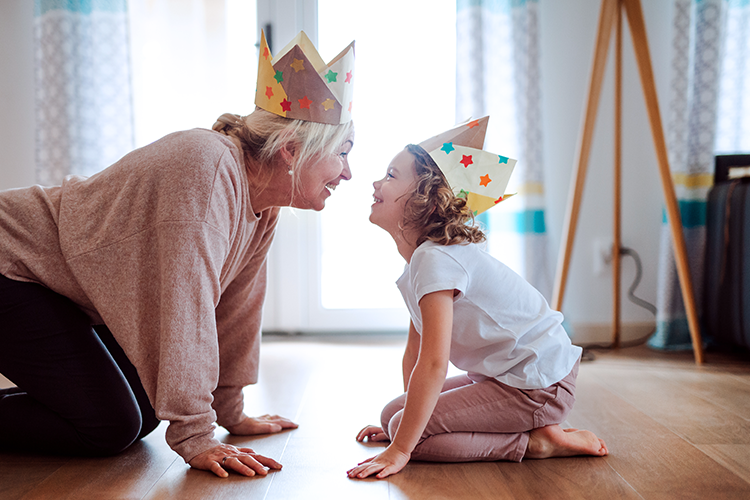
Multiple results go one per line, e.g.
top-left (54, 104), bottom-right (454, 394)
top-left (418, 117), bottom-right (516, 215)
top-left (255, 31), bottom-right (355, 125)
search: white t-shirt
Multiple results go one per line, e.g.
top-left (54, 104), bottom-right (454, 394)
top-left (396, 241), bottom-right (582, 389)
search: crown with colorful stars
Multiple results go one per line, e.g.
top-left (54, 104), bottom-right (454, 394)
top-left (418, 116), bottom-right (516, 216)
top-left (255, 30), bottom-right (354, 125)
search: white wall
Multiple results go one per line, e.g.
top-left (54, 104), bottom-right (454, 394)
top-left (540, 0), bottom-right (674, 343)
top-left (0, 0), bottom-right (680, 342)
top-left (0, 0), bottom-right (35, 190)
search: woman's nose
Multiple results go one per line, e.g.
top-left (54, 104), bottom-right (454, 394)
top-left (341, 161), bottom-right (352, 181)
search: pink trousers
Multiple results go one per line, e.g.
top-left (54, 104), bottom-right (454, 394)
top-left (380, 359), bottom-right (580, 463)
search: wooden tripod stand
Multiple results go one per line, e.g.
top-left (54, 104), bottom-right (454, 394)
top-left (551, 0), bottom-right (705, 364)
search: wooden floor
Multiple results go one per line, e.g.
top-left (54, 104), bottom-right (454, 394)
top-left (2, 334), bottom-right (750, 499)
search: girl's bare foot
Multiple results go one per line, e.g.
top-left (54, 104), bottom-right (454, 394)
top-left (525, 424), bottom-right (608, 459)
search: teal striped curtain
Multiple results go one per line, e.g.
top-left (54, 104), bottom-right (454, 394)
top-left (34, 0), bottom-right (134, 185)
top-left (649, 0), bottom-right (723, 349)
top-left (456, 0), bottom-right (551, 297)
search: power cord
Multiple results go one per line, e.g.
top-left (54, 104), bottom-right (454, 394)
top-left (577, 246), bottom-right (657, 359)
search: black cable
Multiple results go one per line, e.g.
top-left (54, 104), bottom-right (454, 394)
top-left (577, 246), bottom-right (657, 357)
top-left (621, 247), bottom-right (657, 316)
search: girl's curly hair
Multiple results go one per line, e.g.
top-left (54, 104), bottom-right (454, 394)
top-left (402, 144), bottom-right (486, 246)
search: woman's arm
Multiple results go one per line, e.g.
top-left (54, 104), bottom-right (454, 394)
top-left (348, 289), bottom-right (454, 479)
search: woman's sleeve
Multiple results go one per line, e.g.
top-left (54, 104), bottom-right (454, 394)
top-left (211, 210), bottom-right (280, 429)
top-left (65, 220), bottom-right (230, 463)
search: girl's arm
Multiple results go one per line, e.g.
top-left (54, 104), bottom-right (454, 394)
top-left (348, 289), bottom-right (454, 479)
top-left (402, 320), bottom-right (420, 392)
top-left (353, 320), bottom-right (422, 444)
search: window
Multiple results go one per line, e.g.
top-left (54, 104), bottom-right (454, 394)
top-left (317, 1), bottom-right (457, 313)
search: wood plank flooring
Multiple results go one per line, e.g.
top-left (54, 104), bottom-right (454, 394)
top-left (2, 335), bottom-right (750, 499)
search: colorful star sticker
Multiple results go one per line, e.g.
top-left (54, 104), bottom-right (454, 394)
top-left (460, 155), bottom-right (473, 168)
top-left (441, 142), bottom-right (455, 154)
top-left (280, 99), bottom-right (292, 112)
top-left (325, 70), bottom-right (338, 83)
top-left (457, 189), bottom-right (469, 199)
top-left (322, 99), bottom-right (336, 110)
top-left (274, 70), bottom-right (284, 83)
top-left (467, 120), bottom-right (480, 129)
top-left (479, 174), bottom-right (492, 187)
top-left (263, 47), bottom-right (269, 59)
top-left (348, 101), bottom-right (353, 112)
top-left (290, 58), bottom-right (305, 72)
top-left (498, 155), bottom-right (509, 164)
top-left (494, 196), bottom-right (504, 204)
top-left (345, 71), bottom-right (353, 83)
top-left (265, 86), bottom-right (274, 99)
top-left (298, 96), bottom-right (312, 109)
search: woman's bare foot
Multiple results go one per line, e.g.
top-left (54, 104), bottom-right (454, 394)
top-left (525, 424), bottom-right (608, 459)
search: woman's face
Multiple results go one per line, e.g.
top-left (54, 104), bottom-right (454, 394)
top-left (292, 132), bottom-right (354, 211)
top-left (370, 149), bottom-right (419, 235)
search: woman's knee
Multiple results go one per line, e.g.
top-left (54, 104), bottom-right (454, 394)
top-left (79, 403), bottom-right (143, 456)
top-left (137, 409), bottom-right (160, 440)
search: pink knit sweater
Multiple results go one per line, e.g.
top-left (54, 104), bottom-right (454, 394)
top-left (0, 129), bottom-right (279, 462)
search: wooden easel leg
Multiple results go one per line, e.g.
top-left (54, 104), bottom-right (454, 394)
top-left (622, 0), bottom-right (705, 364)
top-left (552, 0), bottom-right (618, 311)
top-left (612, 0), bottom-right (623, 348)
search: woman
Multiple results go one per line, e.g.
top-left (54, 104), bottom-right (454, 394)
top-left (0, 31), bottom-right (355, 478)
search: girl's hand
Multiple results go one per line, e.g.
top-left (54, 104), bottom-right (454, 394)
top-left (188, 444), bottom-right (282, 478)
top-left (225, 414), bottom-right (298, 435)
top-left (355, 425), bottom-right (389, 442)
top-left (347, 445), bottom-right (411, 479)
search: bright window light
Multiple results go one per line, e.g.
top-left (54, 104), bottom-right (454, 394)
top-left (317, 0), bottom-right (456, 309)
top-left (129, 0), bottom-right (256, 148)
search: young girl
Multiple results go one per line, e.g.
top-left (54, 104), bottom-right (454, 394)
top-left (347, 118), bottom-right (608, 480)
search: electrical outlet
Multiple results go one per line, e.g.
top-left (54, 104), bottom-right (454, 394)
top-left (593, 238), bottom-right (613, 276)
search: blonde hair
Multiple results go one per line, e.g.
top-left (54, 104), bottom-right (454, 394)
top-left (402, 144), bottom-right (486, 246)
top-left (213, 108), bottom-right (354, 194)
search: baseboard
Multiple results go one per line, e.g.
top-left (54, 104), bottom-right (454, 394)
top-left (569, 321), bottom-right (656, 346)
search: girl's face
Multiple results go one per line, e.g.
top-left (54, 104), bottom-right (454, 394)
top-left (292, 133), bottom-right (354, 211)
top-left (370, 149), bottom-right (419, 234)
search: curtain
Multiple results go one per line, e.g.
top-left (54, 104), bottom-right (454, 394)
top-left (649, 0), bottom-right (736, 350)
top-left (455, 0), bottom-right (551, 298)
top-left (34, 0), bottom-right (134, 185)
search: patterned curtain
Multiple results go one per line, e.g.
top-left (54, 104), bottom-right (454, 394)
top-left (649, 0), bottom-right (728, 349)
top-left (34, 0), bottom-right (134, 185)
top-left (456, 0), bottom-right (551, 297)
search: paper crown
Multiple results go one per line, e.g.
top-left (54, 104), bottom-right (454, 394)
top-left (418, 117), bottom-right (516, 216)
top-left (255, 31), bottom-right (355, 125)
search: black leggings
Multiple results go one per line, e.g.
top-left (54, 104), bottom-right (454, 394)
top-left (0, 274), bottom-right (159, 456)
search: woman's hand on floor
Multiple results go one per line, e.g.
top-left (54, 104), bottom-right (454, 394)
top-left (226, 414), bottom-right (298, 435)
top-left (355, 425), bottom-right (389, 442)
top-left (189, 444), bottom-right (282, 478)
top-left (347, 444), bottom-right (411, 479)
